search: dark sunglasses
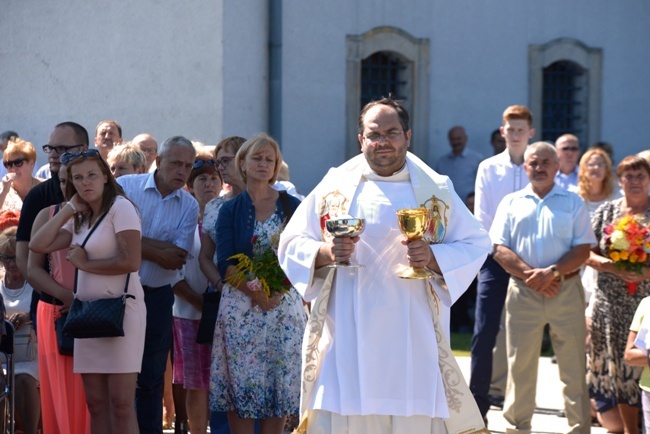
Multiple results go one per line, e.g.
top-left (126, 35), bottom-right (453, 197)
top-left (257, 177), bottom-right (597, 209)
top-left (3, 157), bottom-right (27, 169)
top-left (60, 149), bottom-right (101, 165)
top-left (42, 144), bottom-right (84, 154)
top-left (193, 159), bottom-right (217, 170)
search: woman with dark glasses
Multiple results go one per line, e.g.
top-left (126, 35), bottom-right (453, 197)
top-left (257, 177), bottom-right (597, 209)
top-left (30, 148), bottom-right (145, 434)
top-left (0, 138), bottom-right (42, 212)
top-left (170, 149), bottom-right (223, 434)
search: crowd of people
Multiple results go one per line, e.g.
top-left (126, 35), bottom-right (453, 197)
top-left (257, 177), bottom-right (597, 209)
top-left (437, 106), bottom-right (650, 433)
top-left (0, 97), bottom-right (650, 434)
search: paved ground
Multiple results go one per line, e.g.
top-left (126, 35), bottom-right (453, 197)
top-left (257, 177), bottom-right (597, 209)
top-left (165, 356), bottom-right (606, 433)
top-left (457, 356), bottom-right (606, 434)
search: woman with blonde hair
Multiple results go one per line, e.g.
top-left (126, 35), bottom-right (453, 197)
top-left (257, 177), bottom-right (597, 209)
top-left (577, 148), bottom-right (621, 216)
top-left (210, 133), bottom-right (305, 434)
top-left (577, 147), bottom-right (622, 430)
top-left (0, 138), bottom-right (42, 211)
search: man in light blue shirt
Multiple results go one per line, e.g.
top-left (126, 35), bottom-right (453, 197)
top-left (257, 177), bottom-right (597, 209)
top-left (118, 136), bottom-right (198, 434)
top-left (435, 126), bottom-right (483, 204)
top-left (490, 141), bottom-right (595, 434)
top-left (554, 134), bottom-right (580, 191)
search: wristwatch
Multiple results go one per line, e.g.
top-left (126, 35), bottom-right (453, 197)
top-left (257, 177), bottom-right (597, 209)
top-left (551, 265), bottom-right (560, 278)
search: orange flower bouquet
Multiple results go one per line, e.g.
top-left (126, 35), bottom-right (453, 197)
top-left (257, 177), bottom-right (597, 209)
top-left (604, 215), bottom-right (650, 295)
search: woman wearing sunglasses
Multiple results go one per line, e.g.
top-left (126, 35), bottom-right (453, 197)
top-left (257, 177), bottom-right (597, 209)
top-left (30, 148), bottom-right (145, 434)
top-left (170, 150), bottom-right (223, 434)
top-left (0, 138), bottom-right (42, 212)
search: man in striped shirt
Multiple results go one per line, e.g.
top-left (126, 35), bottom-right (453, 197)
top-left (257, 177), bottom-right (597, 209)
top-left (118, 136), bottom-right (198, 434)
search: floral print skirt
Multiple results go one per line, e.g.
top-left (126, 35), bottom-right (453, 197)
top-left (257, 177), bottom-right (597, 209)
top-left (210, 284), bottom-right (306, 418)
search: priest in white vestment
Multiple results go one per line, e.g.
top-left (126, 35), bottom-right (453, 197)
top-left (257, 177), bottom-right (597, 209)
top-left (279, 98), bottom-right (491, 434)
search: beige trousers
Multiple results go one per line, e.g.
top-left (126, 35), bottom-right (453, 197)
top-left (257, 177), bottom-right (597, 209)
top-left (306, 410), bottom-right (447, 434)
top-left (503, 276), bottom-right (590, 434)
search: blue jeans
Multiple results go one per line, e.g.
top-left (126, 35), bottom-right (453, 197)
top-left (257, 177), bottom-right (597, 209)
top-left (136, 285), bottom-right (174, 434)
top-left (469, 255), bottom-right (509, 417)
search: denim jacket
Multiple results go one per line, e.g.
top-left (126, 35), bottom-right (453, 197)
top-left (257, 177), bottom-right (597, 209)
top-left (215, 189), bottom-right (301, 278)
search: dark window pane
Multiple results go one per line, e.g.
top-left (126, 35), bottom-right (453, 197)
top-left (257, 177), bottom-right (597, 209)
top-left (542, 61), bottom-right (586, 144)
top-left (361, 51), bottom-right (408, 108)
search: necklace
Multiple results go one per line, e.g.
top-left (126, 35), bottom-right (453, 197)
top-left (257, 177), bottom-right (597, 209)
top-left (2, 275), bottom-right (27, 298)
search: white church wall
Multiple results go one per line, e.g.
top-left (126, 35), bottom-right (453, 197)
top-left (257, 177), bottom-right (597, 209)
top-left (1, 0), bottom-right (649, 193)
top-left (281, 0), bottom-right (650, 192)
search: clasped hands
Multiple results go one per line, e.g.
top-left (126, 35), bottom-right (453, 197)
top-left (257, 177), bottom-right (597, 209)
top-left (8, 312), bottom-right (29, 330)
top-left (522, 267), bottom-right (561, 297)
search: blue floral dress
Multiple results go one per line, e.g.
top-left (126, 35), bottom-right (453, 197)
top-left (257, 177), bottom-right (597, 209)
top-left (209, 212), bottom-right (306, 418)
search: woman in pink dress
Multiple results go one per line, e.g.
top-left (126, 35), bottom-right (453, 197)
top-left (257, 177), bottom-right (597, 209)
top-left (30, 149), bottom-right (146, 434)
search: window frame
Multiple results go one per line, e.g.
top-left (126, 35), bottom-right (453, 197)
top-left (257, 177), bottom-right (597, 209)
top-left (529, 38), bottom-right (602, 146)
top-left (346, 26), bottom-right (429, 159)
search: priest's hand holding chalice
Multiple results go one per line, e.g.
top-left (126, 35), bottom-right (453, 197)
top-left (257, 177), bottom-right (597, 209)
top-left (396, 207), bottom-right (436, 279)
top-left (325, 217), bottom-right (365, 268)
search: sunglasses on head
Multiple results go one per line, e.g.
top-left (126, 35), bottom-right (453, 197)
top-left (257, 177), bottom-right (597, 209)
top-left (193, 159), bottom-right (217, 170)
top-left (3, 157), bottom-right (27, 169)
top-left (60, 149), bottom-right (101, 165)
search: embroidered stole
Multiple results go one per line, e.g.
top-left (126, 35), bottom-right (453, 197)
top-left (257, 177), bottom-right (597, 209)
top-left (294, 153), bottom-right (488, 433)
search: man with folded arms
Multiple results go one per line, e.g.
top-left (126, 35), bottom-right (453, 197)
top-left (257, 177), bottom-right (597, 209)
top-left (118, 136), bottom-right (198, 434)
top-left (490, 141), bottom-right (594, 434)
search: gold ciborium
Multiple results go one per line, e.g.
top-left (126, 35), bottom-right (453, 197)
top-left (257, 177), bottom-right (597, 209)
top-left (325, 218), bottom-right (365, 268)
top-left (396, 208), bottom-right (434, 279)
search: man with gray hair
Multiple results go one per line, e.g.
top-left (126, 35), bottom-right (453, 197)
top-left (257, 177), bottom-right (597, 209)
top-left (435, 125), bottom-right (484, 204)
top-left (132, 133), bottom-right (158, 172)
top-left (490, 141), bottom-right (594, 433)
top-left (554, 134), bottom-right (580, 191)
top-left (118, 136), bottom-right (198, 434)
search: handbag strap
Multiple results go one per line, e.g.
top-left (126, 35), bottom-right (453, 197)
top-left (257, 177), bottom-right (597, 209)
top-left (279, 190), bottom-right (295, 224)
top-left (72, 209), bottom-right (131, 296)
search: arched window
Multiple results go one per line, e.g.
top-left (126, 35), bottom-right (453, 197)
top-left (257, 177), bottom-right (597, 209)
top-left (361, 51), bottom-right (408, 108)
top-left (542, 60), bottom-right (587, 144)
top-left (346, 27), bottom-right (429, 159)
top-left (530, 38), bottom-right (602, 146)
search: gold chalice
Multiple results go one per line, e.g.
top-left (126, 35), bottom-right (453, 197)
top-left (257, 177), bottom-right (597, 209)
top-left (326, 218), bottom-right (365, 268)
top-left (396, 208), bottom-right (434, 279)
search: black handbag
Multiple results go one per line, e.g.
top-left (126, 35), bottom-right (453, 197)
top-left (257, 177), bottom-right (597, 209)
top-left (61, 211), bottom-right (135, 339)
top-left (55, 312), bottom-right (74, 356)
top-left (196, 287), bottom-right (221, 344)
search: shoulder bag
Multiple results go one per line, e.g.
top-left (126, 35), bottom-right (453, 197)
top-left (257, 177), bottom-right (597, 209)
top-left (196, 285), bottom-right (221, 345)
top-left (62, 211), bottom-right (135, 339)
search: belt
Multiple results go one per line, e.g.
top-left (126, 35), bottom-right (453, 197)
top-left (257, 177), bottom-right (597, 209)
top-left (556, 269), bottom-right (580, 282)
top-left (142, 284), bottom-right (170, 292)
top-left (39, 292), bottom-right (63, 306)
